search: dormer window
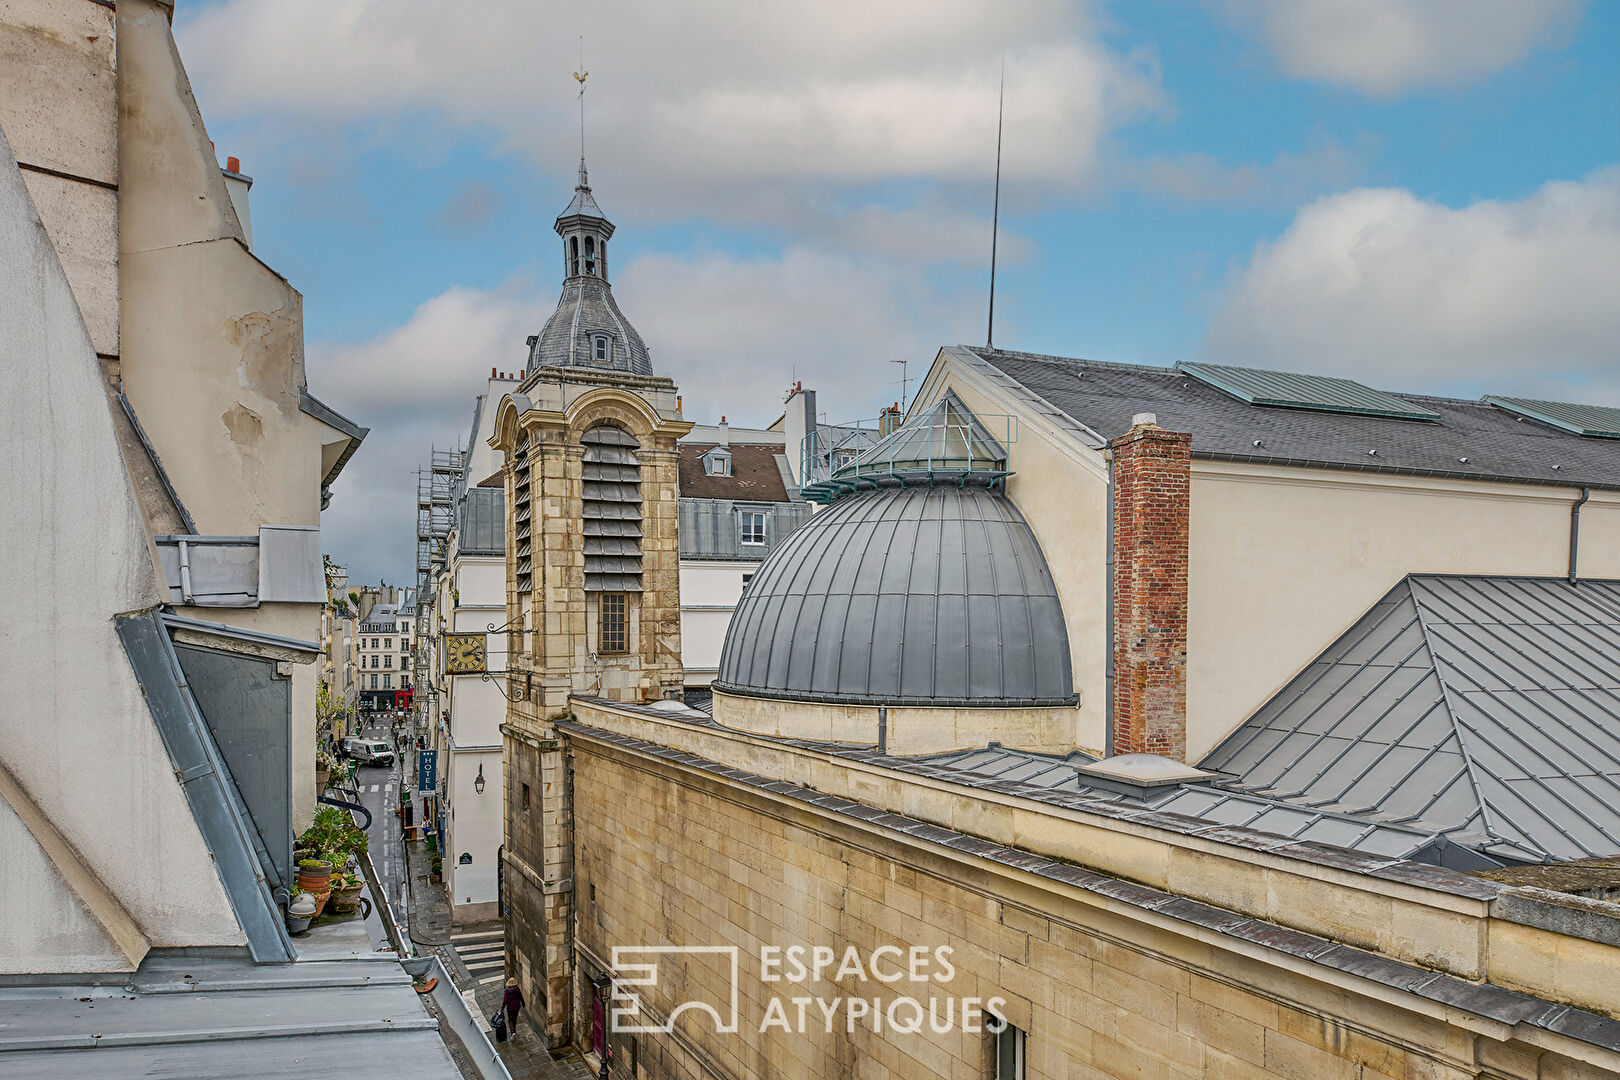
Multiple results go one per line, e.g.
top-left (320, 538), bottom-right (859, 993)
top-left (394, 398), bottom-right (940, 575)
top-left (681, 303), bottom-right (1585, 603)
top-left (591, 333), bottom-right (612, 364)
top-left (702, 447), bottom-right (732, 477)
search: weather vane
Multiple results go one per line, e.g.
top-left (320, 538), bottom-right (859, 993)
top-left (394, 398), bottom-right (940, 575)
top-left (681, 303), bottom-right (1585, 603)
top-left (574, 37), bottom-right (588, 164)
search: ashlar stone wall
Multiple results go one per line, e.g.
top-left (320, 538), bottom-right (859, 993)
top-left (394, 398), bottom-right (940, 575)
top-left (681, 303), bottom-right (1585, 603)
top-left (568, 735), bottom-right (1618, 1080)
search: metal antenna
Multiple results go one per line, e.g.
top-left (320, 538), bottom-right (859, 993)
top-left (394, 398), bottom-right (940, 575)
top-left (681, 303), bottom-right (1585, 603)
top-left (890, 359), bottom-right (910, 411)
top-left (986, 55), bottom-right (1004, 351)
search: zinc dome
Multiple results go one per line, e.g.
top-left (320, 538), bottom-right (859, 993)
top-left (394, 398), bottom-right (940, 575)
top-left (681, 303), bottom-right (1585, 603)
top-left (714, 482), bottom-right (1074, 706)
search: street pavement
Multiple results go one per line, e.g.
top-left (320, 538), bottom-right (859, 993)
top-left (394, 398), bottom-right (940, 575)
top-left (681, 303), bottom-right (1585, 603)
top-left (349, 721), bottom-right (590, 1080)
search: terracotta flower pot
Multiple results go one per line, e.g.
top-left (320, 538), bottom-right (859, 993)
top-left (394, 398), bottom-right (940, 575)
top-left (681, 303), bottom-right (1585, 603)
top-left (330, 882), bottom-right (366, 913)
top-left (295, 859), bottom-right (332, 896)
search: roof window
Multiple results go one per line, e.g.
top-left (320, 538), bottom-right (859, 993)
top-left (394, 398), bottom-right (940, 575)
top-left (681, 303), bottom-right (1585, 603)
top-left (1175, 361), bottom-right (1440, 422)
top-left (702, 447), bottom-right (732, 477)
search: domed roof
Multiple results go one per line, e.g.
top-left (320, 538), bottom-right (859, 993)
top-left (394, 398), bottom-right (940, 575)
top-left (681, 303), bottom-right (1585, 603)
top-left (527, 277), bottom-right (654, 376)
top-left (525, 159), bottom-right (654, 377)
top-left (714, 483), bottom-right (1074, 706)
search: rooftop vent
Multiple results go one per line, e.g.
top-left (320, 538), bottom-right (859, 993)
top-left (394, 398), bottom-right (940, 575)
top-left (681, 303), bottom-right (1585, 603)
top-left (1175, 361), bottom-right (1441, 422)
top-left (1482, 396), bottom-right (1620, 439)
top-left (1075, 754), bottom-right (1216, 796)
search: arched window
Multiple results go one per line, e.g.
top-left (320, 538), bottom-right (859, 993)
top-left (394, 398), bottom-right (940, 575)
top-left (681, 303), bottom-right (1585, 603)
top-left (570, 236), bottom-right (580, 276)
top-left (592, 333), bottom-right (610, 363)
top-left (584, 235), bottom-right (597, 275)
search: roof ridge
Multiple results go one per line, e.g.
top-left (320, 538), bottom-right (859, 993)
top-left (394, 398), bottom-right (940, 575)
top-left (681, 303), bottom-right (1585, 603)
top-left (1406, 577), bottom-right (1532, 857)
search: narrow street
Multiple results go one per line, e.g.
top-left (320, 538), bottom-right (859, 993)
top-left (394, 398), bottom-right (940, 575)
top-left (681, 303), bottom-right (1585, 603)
top-left (345, 718), bottom-right (590, 1079)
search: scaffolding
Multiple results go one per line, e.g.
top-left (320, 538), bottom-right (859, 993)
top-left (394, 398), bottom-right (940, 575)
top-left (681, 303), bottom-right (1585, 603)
top-left (415, 446), bottom-right (462, 600)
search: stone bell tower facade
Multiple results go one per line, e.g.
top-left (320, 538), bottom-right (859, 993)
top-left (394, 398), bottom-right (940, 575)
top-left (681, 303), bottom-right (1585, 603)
top-left (489, 159), bottom-right (690, 1045)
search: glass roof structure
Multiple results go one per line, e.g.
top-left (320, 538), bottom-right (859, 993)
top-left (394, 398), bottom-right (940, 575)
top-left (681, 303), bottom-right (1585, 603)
top-left (800, 392), bottom-right (1011, 504)
top-left (1482, 396), bottom-right (1620, 439)
top-left (1175, 361), bottom-right (1442, 422)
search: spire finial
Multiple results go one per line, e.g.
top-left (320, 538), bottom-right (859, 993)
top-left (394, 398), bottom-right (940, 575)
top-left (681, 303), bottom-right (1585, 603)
top-left (573, 36), bottom-right (589, 189)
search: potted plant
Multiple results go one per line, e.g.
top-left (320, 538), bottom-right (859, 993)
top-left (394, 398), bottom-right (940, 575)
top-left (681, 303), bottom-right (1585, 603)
top-left (330, 871), bottom-right (367, 913)
top-left (430, 855), bottom-right (443, 883)
top-left (296, 858), bottom-right (332, 916)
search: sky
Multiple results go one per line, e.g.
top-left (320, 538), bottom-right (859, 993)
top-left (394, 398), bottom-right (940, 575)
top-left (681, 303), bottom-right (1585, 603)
top-left (172, 0), bottom-right (1620, 586)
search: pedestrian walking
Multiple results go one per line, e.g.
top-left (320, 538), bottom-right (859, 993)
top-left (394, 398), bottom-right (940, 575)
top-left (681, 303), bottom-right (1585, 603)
top-left (503, 977), bottom-right (524, 1037)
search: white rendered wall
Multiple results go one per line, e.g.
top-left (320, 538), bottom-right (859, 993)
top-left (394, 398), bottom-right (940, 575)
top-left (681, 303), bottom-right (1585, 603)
top-left (0, 124), bottom-right (244, 969)
top-left (679, 561), bottom-right (756, 682)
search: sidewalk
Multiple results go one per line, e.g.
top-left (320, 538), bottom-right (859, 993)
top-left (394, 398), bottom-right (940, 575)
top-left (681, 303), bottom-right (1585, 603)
top-left (403, 833), bottom-right (591, 1080)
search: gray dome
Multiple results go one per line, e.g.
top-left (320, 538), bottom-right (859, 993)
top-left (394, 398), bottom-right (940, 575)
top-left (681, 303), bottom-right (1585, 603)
top-left (527, 277), bottom-right (654, 376)
top-left (714, 484), bottom-right (1074, 706)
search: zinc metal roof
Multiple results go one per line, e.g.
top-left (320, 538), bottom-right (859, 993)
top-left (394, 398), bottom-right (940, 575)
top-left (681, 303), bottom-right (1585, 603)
top-left (915, 744), bottom-right (1485, 867)
top-left (966, 347), bottom-right (1620, 491)
top-left (1201, 575), bottom-right (1620, 864)
top-left (713, 483), bottom-right (1074, 706)
top-left (0, 947), bottom-right (461, 1079)
top-left (1176, 361), bottom-right (1442, 421)
top-left (1483, 396), bottom-right (1620, 439)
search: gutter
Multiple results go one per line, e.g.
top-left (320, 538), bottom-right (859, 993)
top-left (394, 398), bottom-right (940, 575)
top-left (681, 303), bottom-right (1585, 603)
top-left (1570, 486), bottom-right (1591, 585)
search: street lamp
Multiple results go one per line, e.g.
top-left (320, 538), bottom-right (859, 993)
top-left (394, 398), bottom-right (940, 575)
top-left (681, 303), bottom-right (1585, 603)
top-left (474, 764), bottom-right (486, 795)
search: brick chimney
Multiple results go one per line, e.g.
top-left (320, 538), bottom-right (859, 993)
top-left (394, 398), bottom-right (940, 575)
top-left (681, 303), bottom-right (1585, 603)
top-left (1111, 412), bottom-right (1191, 760)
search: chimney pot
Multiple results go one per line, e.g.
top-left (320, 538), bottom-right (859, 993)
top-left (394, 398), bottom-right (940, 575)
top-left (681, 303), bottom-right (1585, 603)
top-left (226, 156), bottom-right (240, 173)
top-left (1131, 412), bottom-right (1158, 428)
top-left (492, 367), bottom-right (498, 378)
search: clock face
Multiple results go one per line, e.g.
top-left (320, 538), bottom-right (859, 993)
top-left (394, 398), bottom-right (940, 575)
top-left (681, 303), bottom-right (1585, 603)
top-left (444, 633), bottom-right (487, 674)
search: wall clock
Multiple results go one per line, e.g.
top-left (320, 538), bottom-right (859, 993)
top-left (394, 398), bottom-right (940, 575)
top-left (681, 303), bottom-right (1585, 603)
top-left (444, 633), bottom-right (487, 674)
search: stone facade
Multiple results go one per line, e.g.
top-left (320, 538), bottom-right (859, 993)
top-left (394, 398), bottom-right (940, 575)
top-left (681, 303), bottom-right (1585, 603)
top-left (560, 701), bottom-right (1620, 1079)
top-left (491, 374), bottom-right (692, 1043)
top-left (1110, 418), bottom-right (1192, 760)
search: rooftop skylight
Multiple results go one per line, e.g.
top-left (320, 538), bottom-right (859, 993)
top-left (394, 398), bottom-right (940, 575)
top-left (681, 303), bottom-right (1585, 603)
top-left (1175, 361), bottom-right (1442, 422)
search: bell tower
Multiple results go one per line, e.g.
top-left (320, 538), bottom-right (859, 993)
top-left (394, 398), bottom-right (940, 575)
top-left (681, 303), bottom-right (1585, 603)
top-left (489, 131), bottom-right (691, 1046)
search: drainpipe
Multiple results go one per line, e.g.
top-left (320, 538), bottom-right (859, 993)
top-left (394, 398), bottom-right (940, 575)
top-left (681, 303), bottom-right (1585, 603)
top-left (876, 706), bottom-right (888, 755)
top-left (1103, 452), bottom-right (1115, 757)
top-left (1570, 486), bottom-right (1591, 585)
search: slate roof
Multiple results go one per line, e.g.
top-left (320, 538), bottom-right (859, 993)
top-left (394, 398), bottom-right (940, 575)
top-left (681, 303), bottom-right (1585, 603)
top-left (1202, 575), bottom-right (1620, 864)
top-left (964, 347), bottom-right (1620, 491)
top-left (677, 443), bottom-right (794, 502)
top-left (527, 276), bottom-right (653, 376)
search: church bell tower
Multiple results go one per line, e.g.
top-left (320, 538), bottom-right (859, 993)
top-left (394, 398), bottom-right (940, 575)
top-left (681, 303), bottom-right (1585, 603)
top-left (489, 143), bottom-right (691, 1045)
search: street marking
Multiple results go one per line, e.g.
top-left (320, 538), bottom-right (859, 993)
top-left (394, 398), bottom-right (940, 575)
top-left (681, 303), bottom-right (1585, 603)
top-left (369, 784), bottom-right (380, 793)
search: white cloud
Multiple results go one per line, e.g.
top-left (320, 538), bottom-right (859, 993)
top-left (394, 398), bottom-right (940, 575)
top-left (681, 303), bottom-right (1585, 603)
top-left (176, 1), bottom-right (1162, 209)
top-left (314, 249), bottom-right (977, 582)
top-left (1205, 169), bottom-right (1620, 400)
top-left (1219, 0), bottom-right (1584, 95)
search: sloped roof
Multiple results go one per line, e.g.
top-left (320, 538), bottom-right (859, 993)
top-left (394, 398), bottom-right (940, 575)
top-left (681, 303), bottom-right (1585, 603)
top-left (1202, 575), bottom-right (1620, 864)
top-left (918, 745), bottom-right (1485, 867)
top-left (677, 443), bottom-right (793, 502)
top-left (965, 347), bottom-right (1620, 491)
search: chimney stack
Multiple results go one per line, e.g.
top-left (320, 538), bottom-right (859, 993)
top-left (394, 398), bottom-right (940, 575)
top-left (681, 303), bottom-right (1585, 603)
top-left (1111, 414), bottom-right (1191, 760)
top-left (718, 417), bottom-right (729, 447)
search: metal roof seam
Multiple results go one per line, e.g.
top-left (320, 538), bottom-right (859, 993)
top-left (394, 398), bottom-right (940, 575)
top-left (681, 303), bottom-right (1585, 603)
top-left (1206, 588), bottom-right (1422, 771)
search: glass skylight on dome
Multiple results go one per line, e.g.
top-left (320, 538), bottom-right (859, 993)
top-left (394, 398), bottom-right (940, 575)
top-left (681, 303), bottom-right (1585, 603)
top-left (799, 392), bottom-right (1013, 504)
top-left (1482, 396), bottom-right (1620, 439)
top-left (1175, 361), bottom-right (1442, 422)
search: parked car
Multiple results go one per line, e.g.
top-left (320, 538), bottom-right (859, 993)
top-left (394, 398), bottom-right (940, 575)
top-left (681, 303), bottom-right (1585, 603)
top-left (341, 737), bottom-right (396, 767)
